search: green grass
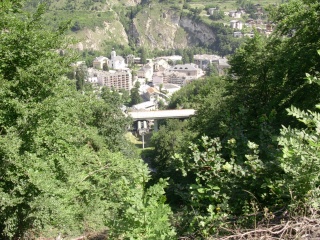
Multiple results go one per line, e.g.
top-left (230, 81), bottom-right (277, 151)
top-left (43, 10), bottom-right (116, 31)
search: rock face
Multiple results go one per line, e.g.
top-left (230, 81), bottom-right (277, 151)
top-left (130, 9), bottom-right (187, 49)
top-left (73, 7), bottom-right (217, 51)
top-left (130, 10), bottom-right (216, 50)
top-left (179, 16), bottom-right (216, 46)
top-left (74, 19), bottom-right (129, 51)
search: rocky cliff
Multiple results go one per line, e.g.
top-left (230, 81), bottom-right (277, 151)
top-left (72, 5), bottom-right (217, 51)
top-left (129, 9), bottom-right (217, 50)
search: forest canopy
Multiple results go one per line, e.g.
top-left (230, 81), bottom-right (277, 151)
top-left (0, 1), bottom-right (174, 239)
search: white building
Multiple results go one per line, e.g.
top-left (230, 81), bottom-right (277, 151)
top-left (154, 59), bottom-right (170, 72)
top-left (161, 84), bottom-right (181, 96)
top-left (208, 7), bottom-right (217, 15)
top-left (137, 63), bottom-right (154, 81)
top-left (132, 101), bottom-right (156, 111)
top-left (230, 20), bottom-right (243, 30)
top-left (168, 63), bottom-right (203, 78)
top-left (88, 68), bottom-right (132, 91)
top-left (193, 54), bottom-right (221, 70)
top-left (152, 72), bottom-right (168, 85)
top-left (155, 55), bottom-right (182, 63)
top-left (93, 56), bottom-right (108, 70)
top-left (109, 49), bottom-right (126, 70)
top-left (233, 31), bottom-right (243, 38)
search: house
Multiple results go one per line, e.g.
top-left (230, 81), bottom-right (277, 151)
top-left (168, 63), bottom-right (203, 78)
top-left (229, 10), bottom-right (242, 18)
top-left (246, 19), bottom-right (256, 28)
top-left (208, 7), bottom-right (217, 15)
top-left (244, 33), bottom-right (255, 38)
top-left (154, 59), bottom-right (170, 72)
top-left (167, 72), bottom-right (188, 86)
top-left (126, 54), bottom-right (135, 65)
top-left (155, 55), bottom-right (182, 64)
top-left (137, 63), bottom-right (154, 81)
top-left (229, 10), bottom-right (237, 17)
top-left (217, 58), bottom-right (230, 76)
top-left (230, 20), bottom-right (243, 30)
top-left (152, 71), bottom-right (168, 85)
top-left (126, 54), bottom-right (141, 65)
top-left (161, 84), bottom-right (181, 96)
top-left (143, 87), bottom-right (161, 101)
top-left (132, 101), bottom-right (156, 111)
top-left (93, 56), bottom-right (108, 70)
top-left (233, 31), bottom-right (243, 38)
top-left (193, 54), bottom-right (221, 70)
top-left (266, 23), bottom-right (274, 31)
top-left (234, 11), bottom-right (242, 18)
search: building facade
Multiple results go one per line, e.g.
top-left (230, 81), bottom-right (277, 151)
top-left (168, 63), bottom-right (203, 78)
top-left (88, 68), bottom-right (132, 91)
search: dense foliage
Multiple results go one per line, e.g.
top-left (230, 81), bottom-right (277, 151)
top-left (150, 0), bottom-right (320, 238)
top-left (0, 1), bottom-right (175, 239)
top-left (1, 0), bottom-right (320, 238)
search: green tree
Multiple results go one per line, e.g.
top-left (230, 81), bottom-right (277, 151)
top-left (75, 64), bottom-right (88, 91)
top-left (140, 47), bottom-right (148, 64)
top-left (150, 119), bottom-right (196, 205)
top-left (169, 76), bottom-right (224, 110)
top-left (209, 10), bottom-right (224, 21)
top-left (0, 2), bottom-right (176, 239)
top-left (205, 62), bottom-right (218, 76)
top-left (102, 62), bottom-right (109, 71)
top-left (130, 81), bottom-right (143, 106)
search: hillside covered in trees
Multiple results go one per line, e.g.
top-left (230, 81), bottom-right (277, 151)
top-left (1, 0), bottom-right (320, 239)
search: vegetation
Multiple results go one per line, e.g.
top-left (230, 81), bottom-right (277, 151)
top-left (0, 1), bottom-right (175, 239)
top-left (148, 0), bottom-right (320, 238)
top-left (1, 0), bottom-right (320, 239)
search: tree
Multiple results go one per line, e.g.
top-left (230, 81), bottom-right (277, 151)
top-left (205, 62), bottom-right (218, 76)
top-left (150, 119), bottom-right (196, 205)
top-left (70, 21), bottom-right (81, 32)
top-left (0, 2), bottom-right (175, 238)
top-left (209, 10), bottom-right (224, 21)
top-left (168, 76), bottom-right (224, 110)
top-left (75, 64), bottom-right (88, 91)
top-left (140, 47), bottom-right (148, 64)
top-left (130, 81), bottom-right (143, 106)
top-left (102, 62), bottom-right (109, 71)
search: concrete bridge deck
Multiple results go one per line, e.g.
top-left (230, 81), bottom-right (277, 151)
top-left (128, 109), bottom-right (196, 120)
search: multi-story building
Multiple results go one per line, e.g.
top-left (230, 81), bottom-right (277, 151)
top-left (88, 68), bottom-right (132, 91)
top-left (137, 63), bottom-right (154, 81)
top-left (93, 56), bottom-right (108, 69)
top-left (93, 49), bottom-right (126, 71)
top-left (152, 71), bottom-right (168, 85)
top-left (193, 54), bottom-right (221, 70)
top-left (168, 63), bottom-right (203, 78)
top-left (153, 59), bottom-right (171, 72)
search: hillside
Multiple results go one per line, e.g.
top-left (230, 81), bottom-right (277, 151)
top-left (25, 0), bottom-right (281, 53)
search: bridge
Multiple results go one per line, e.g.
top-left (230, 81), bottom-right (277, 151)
top-left (128, 109), bottom-right (196, 132)
top-left (128, 109), bottom-right (196, 120)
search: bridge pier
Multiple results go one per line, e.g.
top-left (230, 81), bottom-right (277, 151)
top-left (128, 109), bottom-right (196, 133)
top-left (153, 120), bottom-right (158, 132)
